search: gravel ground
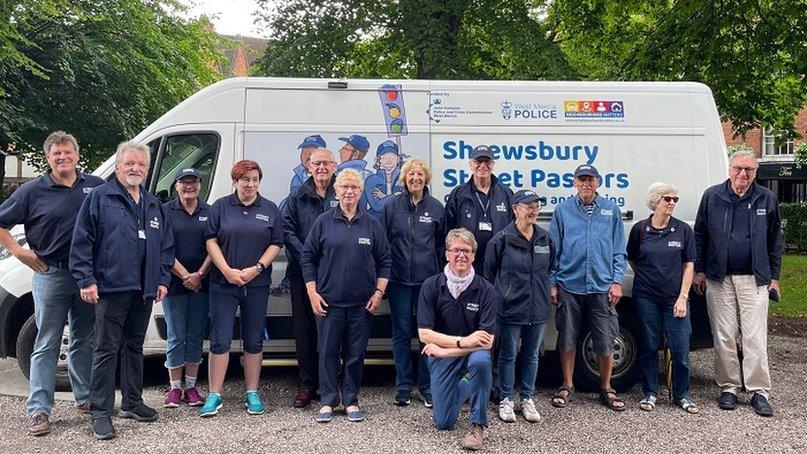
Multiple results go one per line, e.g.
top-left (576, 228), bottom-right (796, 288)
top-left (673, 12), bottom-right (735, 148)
top-left (2, 330), bottom-right (806, 453)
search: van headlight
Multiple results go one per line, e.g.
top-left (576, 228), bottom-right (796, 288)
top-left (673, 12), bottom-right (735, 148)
top-left (0, 233), bottom-right (27, 260)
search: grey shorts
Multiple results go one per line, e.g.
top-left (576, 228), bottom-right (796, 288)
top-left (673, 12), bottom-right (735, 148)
top-left (555, 287), bottom-right (619, 356)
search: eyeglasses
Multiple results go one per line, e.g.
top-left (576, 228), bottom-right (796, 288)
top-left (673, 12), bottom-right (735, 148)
top-left (447, 248), bottom-right (474, 256)
top-left (338, 184), bottom-right (360, 192)
top-left (177, 179), bottom-right (200, 186)
top-left (472, 160), bottom-right (493, 167)
top-left (661, 196), bottom-right (679, 203)
top-left (731, 166), bottom-right (756, 174)
top-left (311, 160), bottom-right (335, 167)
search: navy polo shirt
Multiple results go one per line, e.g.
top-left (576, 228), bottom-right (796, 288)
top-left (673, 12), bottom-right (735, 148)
top-left (205, 193), bottom-right (284, 288)
top-left (417, 273), bottom-right (497, 336)
top-left (627, 216), bottom-right (696, 302)
top-left (727, 187), bottom-right (753, 275)
top-left (0, 171), bottom-right (104, 263)
top-left (164, 198), bottom-right (211, 295)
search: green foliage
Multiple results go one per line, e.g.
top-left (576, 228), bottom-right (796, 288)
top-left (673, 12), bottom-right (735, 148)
top-left (772, 254), bottom-right (807, 317)
top-left (253, 0), bottom-right (575, 80)
top-left (794, 142), bottom-right (807, 166)
top-left (780, 203), bottom-right (807, 252)
top-left (0, 0), bottom-right (225, 171)
top-left (547, 0), bottom-right (807, 137)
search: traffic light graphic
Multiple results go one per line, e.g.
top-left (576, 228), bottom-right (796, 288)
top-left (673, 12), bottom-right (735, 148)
top-left (378, 84), bottom-right (408, 136)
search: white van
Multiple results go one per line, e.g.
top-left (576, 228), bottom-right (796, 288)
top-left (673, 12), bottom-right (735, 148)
top-left (0, 78), bottom-right (727, 392)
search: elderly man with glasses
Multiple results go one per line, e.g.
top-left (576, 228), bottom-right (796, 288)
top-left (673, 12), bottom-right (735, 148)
top-left (693, 149), bottom-right (782, 417)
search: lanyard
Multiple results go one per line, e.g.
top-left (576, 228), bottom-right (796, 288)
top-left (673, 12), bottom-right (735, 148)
top-left (475, 192), bottom-right (490, 220)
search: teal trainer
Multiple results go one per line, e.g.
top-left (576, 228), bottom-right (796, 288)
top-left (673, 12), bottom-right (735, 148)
top-left (199, 393), bottom-right (223, 417)
top-left (245, 391), bottom-right (265, 415)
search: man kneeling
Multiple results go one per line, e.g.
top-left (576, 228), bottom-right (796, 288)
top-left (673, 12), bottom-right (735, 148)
top-left (417, 228), bottom-right (497, 451)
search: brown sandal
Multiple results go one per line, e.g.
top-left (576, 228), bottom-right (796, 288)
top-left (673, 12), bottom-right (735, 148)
top-left (551, 385), bottom-right (574, 408)
top-left (599, 388), bottom-right (626, 411)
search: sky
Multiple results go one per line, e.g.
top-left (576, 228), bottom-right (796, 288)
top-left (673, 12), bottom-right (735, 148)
top-left (181, 0), bottom-right (265, 37)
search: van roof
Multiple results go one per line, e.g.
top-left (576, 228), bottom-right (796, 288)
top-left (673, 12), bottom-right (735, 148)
top-left (134, 77), bottom-right (714, 141)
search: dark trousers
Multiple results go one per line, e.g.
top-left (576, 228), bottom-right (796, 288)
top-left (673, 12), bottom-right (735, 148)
top-left (89, 291), bottom-right (152, 418)
top-left (290, 274), bottom-right (318, 390)
top-left (316, 305), bottom-right (372, 407)
top-left (429, 350), bottom-right (492, 429)
top-left (387, 282), bottom-right (430, 394)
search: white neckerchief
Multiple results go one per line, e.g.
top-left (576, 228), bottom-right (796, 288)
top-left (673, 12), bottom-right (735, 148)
top-left (444, 264), bottom-right (475, 299)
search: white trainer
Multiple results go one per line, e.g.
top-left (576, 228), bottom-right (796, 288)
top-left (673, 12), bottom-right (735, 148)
top-left (522, 397), bottom-right (541, 423)
top-left (498, 397), bottom-right (516, 423)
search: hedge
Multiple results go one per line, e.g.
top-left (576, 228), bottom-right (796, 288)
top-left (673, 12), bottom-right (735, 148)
top-left (781, 203), bottom-right (807, 252)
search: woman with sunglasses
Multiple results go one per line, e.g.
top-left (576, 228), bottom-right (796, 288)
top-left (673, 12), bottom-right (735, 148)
top-left (483, 189), bottom-right (554, 424)
top-left (627, 182), bottom-right (699, 414)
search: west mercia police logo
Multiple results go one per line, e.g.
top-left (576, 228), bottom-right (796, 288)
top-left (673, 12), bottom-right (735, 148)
top-left (501, 101), bottom-right (513, 120)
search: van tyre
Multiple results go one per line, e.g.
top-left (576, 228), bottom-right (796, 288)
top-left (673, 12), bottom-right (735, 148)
top-left (16, 315), bottom-right (72, 392)
top-left (573, 307), bottom-right (641, 393)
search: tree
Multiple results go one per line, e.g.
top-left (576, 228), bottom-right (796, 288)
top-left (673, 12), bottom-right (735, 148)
top-left (0, 0), bottom-right (225, 170)
top-left (253, 0), bottom-right (575, 80)
top-left (547, 0), bottom-right (807, 136)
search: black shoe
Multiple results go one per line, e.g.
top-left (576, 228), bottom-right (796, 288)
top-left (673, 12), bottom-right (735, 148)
top-left (750, 393), bottom-right (774, 416)
top-left (489, 388), bottom-right (501, 405)
top-left (92, 417), bottom-right (116, 440)
top-left (394, 390), bottom-right (411, 406)
top-left (117, 404), bottom-right (158, 422)
top-left (718, 392), bottom-right (738, 410)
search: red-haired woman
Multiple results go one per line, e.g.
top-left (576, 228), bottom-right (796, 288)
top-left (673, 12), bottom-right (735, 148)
top-left (198, 160), bottom-right (284, 417)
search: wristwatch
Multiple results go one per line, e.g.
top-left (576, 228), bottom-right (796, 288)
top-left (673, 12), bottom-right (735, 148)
top-left (255, 262), bottom-right (266, 273)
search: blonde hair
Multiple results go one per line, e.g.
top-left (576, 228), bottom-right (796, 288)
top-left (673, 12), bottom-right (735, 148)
top-left (398, 158), bottom-right (432, 190)
top-left (445, 228), bottom-right (478, 253)
top-left (645, 182), bottom-right (679, 210)
top-left (335, 168), bottom-right (364, 192)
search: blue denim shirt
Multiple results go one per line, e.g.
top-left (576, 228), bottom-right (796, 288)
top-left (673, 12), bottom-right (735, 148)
top-left (549, 194), bottom-right (627, 294)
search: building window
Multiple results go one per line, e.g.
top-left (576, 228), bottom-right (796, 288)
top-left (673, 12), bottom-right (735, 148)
top-left (763, 126), bottom-right (795, 156)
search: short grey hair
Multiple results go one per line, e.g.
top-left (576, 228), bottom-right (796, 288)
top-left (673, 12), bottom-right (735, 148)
top-left (445, 228), bottom-right (478, 253)
top-left (728, 149), bottom-right (758, 168)
top-left (43, 131), bottom-right (79, 155)
top-left (646, 182), bottom-right (679, 210)
top-left (335, 168), bottom-right (364, 192)
top-left (114, 141), bottom-right (150, 166)
top-left (310, 147), bottom-right (335, 162)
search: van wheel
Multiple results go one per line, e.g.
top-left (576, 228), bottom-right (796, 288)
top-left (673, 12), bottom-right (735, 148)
top-left (573, 309), bottom-right (641, 393)
top-left (16, 315), bottom-right (72, 392)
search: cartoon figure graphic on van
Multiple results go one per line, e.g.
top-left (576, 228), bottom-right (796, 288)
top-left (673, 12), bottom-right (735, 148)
top-left (290, 134), bottom-right (326, 192)
top-left (364, 140), bottom-right (405, 217)
top-left (336, 135), bottom-right (372, 178)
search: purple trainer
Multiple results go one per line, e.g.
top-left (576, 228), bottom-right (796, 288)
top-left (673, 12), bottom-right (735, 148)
top-left (164, 388), bottom-right (182, 408)
top-left (184, 387), bottom-right (204, 407)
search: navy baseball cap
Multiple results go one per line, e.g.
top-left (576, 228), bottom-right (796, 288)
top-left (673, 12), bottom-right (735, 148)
top-left (338, 135), bottom-right (370, 153)
top-left (512, 189), bottom-right (546, 206)
top-left (471, 145), bottom-right (494, 161)
top-left (298, 134), bottom-right (326, 149)
top-left (174, 167), bottom-right (202, 182)
top-left (573, 164), bottom-right (600, 179)
top-left (376, 140), bottom-right (399, 156)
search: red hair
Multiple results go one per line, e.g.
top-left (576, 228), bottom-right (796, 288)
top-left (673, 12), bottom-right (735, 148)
top-left (231, 159), bottom-right (262, 181)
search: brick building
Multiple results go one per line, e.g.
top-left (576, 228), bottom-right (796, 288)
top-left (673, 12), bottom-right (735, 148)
top-left (722, 107), bottom-right (807, 203)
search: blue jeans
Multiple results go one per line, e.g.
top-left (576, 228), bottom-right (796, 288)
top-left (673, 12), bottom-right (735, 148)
top-left (162, 292), bottom-right (209, 369)
top-left (387, 282), bottom-right (430, 394)
top-left (634, 297), bottom-right (692, 400)
top-left (498, 322), bottom-right (546, 400)
top-left (26, 266), bottom-right (94, 416)
top-left (429, 349), bottom-right (492, 429)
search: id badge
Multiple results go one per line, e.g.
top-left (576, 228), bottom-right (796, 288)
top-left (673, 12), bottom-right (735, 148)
top-left (138, 229), bottom-right (146, 240)
top-left (478, 222), bottom-right (493, 232)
